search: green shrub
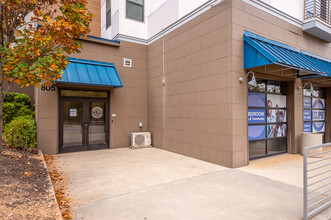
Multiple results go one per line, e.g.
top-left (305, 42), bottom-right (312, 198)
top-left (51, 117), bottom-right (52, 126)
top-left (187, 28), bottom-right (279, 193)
top-left (14, 93), bottom-right (32, 109)
top-left (3, 92), bottom-right (16, 103)
top-left (3, 102), bottom-right (16, 125)
top-left (3, 92), bottom-right (33, 125)
top-left (16, 106), bottom-right (34, 118)
top-left (4, 116), bottom-right (36, 154)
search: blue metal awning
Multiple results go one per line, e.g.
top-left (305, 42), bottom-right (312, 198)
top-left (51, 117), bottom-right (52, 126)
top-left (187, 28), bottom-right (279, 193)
top-left (57, 58), bottom-right (123, 87)
top-left (244, 31), bottom-right (331, 78)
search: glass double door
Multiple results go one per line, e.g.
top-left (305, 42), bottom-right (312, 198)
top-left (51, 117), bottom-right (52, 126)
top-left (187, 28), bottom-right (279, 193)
top-left (59, 97), bottom-right (109, 153)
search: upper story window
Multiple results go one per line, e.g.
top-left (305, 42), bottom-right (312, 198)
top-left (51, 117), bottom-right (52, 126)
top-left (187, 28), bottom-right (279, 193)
top-left (106, 0), bottom-right (111, 28)
top-left (126, 0), bottom-right (144, 22)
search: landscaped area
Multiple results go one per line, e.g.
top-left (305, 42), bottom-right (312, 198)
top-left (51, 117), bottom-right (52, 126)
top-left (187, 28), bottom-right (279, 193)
top-left (0, 146), bottom-right (61, 219)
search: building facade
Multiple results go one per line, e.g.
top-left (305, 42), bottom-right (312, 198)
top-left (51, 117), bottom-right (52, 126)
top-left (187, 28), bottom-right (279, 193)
top-left (34, 0), bottom-right (331, 168)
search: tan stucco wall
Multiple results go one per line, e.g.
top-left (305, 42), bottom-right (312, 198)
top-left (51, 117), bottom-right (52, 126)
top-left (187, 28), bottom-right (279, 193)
top-left (35, 86), bottom-right (58, 154)
top-left (147, 1), bottom-right (237, 167)
top-left (36, 40), bottom-right (148, 154)
top-left (36, 0), bottom-right (331, 167)
top-left (147, 0), bottom-right (331, 168)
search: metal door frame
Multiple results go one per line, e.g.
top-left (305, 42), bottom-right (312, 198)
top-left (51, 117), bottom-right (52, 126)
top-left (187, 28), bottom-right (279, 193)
top-left (59, 90), bottom-right (110, 153)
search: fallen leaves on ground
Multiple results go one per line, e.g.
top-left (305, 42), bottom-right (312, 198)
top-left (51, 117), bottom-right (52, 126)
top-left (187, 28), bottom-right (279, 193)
top-left (0, 147), bottom-right (61, 219)
top-left (44, 154), bottom-right (72, 219)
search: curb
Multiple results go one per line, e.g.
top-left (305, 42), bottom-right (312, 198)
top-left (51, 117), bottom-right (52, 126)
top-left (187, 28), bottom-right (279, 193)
top-left (39, 150), bottom-right (62, 220)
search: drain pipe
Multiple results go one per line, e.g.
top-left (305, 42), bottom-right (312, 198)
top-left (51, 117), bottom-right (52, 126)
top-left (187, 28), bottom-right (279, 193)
top-left (162, 28), bottom-right (165, 86)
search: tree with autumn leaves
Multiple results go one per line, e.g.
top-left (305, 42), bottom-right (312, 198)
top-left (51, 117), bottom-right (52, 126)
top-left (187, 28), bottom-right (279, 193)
top-left (0, 0), bottom-right (93, 148)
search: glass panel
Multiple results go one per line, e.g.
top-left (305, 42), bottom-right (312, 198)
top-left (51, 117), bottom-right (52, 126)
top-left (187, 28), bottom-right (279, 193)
top-left (303, 97), bottom-right (312, 108)
top-left (316, 89), bottom-right (324, 98)
top-left (249, 140), bottom-right (266, 159)
top-left (248, 78), bottom-right (265, 92)
top-left (248, 109), bottom-right (266, 124)
top-left (89, 102), bottom-right (106, 145)
top-left (313, 122), bottom-right (325, 133)
top-left (312, 98), bottom-right (325, 109)
top-left (267, 81), bottom-right (286, 94)
top-left (106, 0), bottom-right (111, 11)
top-left (128, 0), bottom-right (143, 5)
top-left (304, 88), bottom-right (324, 97)
top-left (61, 90), bottom-right (108, 98)
top-left (304, 122), bottom-right (312, 132)
top-left (267, 138), bottom-right (286, 155)
top-left (248, 92), bottom-right (266, 107)
top-left (248, 125), bottom-right (266, 140)
top-left (267, 109), bottom-right (287, 123)
top-left (267, 94), bottom-right (287, 108)
top-left (127, 2), bottom-right (143, 21)
top-left (303, 110), bottom-right (312, 121)
top-left (267, 124), bottom-right (287, 138)
top-left (106, 11), bottom-right (111, 28)
top-left (63, 101), bottom-right (83, 147)
top-left (312, 110), bottom-right (325, 121)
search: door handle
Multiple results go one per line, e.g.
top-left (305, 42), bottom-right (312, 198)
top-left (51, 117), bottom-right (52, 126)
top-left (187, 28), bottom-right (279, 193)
top-left (83, 122), bottom-right (89, 128)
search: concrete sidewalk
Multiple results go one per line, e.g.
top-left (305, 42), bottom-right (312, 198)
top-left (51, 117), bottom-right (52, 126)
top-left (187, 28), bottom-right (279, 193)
top-left (54, 148), bottom-right (330, 220)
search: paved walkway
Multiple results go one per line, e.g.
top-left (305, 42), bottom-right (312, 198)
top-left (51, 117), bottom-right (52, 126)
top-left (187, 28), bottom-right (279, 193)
top-left (54, 148), bottom-right (330, 220)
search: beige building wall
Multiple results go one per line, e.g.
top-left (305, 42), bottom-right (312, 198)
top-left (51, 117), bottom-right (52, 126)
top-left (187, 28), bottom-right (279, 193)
top-left (36, 0), bottom-right (331, 167)
top-left (148, 1), bottom-right (235, 167)
top-left (147, 0), bottom-right (331, 168)
top-left (87, 0), bottom-right (101, 37)
top-left (36, 40), bottom-right (148, 154)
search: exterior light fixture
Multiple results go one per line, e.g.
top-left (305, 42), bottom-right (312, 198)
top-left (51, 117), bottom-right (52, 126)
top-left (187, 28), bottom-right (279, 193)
top-left (239, 71), bottom-right (257, 87)
top-left (302, 82), bottom-right (319, 97)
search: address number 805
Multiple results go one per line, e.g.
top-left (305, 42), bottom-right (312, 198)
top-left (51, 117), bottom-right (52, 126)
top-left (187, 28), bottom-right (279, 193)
top-left (41, 84), bottom-right (56, 91)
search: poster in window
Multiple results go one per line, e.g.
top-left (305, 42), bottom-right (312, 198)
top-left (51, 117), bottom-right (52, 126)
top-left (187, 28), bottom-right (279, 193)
top-left (313, 122), bottom-right (325, 133)
top-left (303, 110), bottom-right (311, 121)
top-left (267, 109), bottom-right (286, 123)
top-left (267, 85), bottom-right (281, 93)
top-left (248, 92), bottom-right (265, 107)
top-left (312, 110), bottom-right (325, 121)
top-left (69, 109), bottom-right (77, 117)
top-left (267, 94), bottom-right (286, 108)
top-left (303, 97), bottom-right (312, 109)
top-left (248, 125), bottom-right (266, 140)
top-left (304, 123), bottom-right (312, 133)
top-left (248, 109), bottom-right (266, 124)
top-left (267, 124), bottom-right (287, 138)
top-left (312, 98), bottom-right (325, 109)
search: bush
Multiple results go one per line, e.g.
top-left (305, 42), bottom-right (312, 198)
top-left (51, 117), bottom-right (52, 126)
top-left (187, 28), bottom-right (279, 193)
top-left (3, 102), bottom-right (16, 125)
top-left (3, 92), bottom-right (33, 125)
top-left (4, 116), bottom-right (36, 154)
top-left (14, 93), bottom-right (32, 110)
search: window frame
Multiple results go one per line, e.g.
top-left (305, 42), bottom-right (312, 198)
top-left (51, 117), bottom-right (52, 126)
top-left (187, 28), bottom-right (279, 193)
top-left (106, 0), bottom-right (111, 29)
top-left (248, 79), bottom-right (288, 160)
top-left (302, 88), bottom-right (325, 141)
top-left (126, 0), bottom-right (144, 22)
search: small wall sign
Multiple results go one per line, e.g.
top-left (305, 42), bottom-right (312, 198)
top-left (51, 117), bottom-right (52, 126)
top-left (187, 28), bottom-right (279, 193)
top-left (70, 109), bottom-right (77, 117)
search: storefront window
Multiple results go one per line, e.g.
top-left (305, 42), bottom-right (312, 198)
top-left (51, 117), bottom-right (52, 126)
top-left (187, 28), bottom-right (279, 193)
top-left (60, 90), bottom-right (108, 98)
top-left (248, 79), bottom-right (287, 160)
top-left (303, 88), bottom-right (325, 140)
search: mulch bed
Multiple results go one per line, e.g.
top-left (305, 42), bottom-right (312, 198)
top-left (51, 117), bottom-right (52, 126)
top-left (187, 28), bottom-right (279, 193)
top-left (0, 146), bottom-right (61, 220)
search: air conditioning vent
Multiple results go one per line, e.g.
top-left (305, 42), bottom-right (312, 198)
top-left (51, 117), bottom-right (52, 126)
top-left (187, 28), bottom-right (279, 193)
top-left (131, 132), bottom-right (151, 149)
top-left (124, 58), bottom-right (132, 67)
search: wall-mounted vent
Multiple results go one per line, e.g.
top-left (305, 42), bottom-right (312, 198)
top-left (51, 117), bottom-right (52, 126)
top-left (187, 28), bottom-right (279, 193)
top-left (123, 58), bottom-right (132, 67)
